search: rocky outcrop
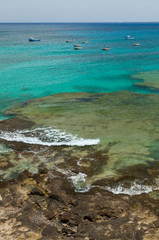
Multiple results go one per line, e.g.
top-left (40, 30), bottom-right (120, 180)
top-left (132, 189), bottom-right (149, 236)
top-left (0, 169), bottom-right (159, 240)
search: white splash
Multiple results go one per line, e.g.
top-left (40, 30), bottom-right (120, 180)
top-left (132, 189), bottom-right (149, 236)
top-left (69, 172), bottom-right (91, 192)
top-left (106, 180), bottom-right (159, 196)
top-left (0, 127), bottom-right (100, 147)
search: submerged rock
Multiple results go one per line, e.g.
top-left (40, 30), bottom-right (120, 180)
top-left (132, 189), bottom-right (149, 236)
top-left (132, 71), bottom-right (159, 91)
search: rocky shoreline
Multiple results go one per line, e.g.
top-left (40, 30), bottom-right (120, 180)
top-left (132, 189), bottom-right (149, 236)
top-left (1, 168), bottom-right (159, 240)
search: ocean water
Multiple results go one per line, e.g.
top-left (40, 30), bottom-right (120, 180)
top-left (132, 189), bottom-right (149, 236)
top-left (1, 23), bottom-right (159, 118)
top-left (1, 23), bottom-right (159, 194)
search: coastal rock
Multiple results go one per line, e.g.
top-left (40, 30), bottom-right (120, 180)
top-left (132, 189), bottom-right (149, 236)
top-left (0, 170), bottom-right (159, 239)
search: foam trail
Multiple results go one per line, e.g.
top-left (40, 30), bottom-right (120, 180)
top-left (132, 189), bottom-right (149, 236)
top-left (106, 181), bottom-right (159, 195)
top-left (0, 127), bottom-right (100, 147)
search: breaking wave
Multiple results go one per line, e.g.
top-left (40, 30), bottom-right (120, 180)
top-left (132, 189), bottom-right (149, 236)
top-left (0, 127), bottom-right (100, 147)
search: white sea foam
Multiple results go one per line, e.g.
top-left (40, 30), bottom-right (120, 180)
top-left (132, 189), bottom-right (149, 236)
top-left (106, 181), bottom-right (159, 195)
top-left (70, 179), bottom-right (159, 195)
top-left (70, 172), bottom-right (87, 184)
top-left (69, 172), bottom-right (91, 192)
top-left (0, 127), bottom-right (100, 147)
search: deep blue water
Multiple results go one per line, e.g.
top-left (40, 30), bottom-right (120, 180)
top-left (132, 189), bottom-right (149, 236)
top-left (0, 23), bottom-right (159, 118)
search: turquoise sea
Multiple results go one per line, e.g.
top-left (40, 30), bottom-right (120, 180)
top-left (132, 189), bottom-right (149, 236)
top-left (1, 23), bottom-right (159, 119)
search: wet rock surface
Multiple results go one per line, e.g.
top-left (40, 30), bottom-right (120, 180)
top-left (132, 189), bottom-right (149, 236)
top-left (0, 169), bottom-right (159, 240)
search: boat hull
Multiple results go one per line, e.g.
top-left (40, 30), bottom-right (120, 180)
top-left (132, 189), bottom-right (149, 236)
top-left (29, 39), bottom-right (40, 42)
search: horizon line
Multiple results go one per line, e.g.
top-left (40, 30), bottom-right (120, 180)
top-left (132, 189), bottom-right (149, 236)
top-left (0, 21), bottom-right (159, 24)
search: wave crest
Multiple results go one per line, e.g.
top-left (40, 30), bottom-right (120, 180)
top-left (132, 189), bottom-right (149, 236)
top-left (0, 127), bottom-right (100, 147)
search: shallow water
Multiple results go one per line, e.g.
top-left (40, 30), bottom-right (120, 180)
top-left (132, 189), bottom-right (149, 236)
top-left (1, 23), bottom-right (159, 117)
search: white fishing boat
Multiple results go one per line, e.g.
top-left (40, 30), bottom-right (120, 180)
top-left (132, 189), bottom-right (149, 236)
top-left (124, 35), bottom-right (134, 40)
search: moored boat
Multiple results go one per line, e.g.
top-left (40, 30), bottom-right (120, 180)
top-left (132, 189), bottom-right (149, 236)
top-left (74, 44), bottom-right (80, 47)
top-left (29, 37), bottom-right (40, 42)
top-left (133, 43), bottom-right (140, 46)
top-left (82, 41), bottom-right (89, 43)
top-left (74, 46), bottom-right (82, 50)
top-left (66, 40), bottom-right (73, 43)
top-left (103, 47), bottom-right (110, 51)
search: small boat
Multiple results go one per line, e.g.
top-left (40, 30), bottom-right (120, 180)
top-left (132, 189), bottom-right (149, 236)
top-left (133, 43), bottom-right (140, 46)
top-left (103, 47), bottom-right (110, 51)
top-left (29, 37), bottom-right (40, 42)
top-left (74, 46), bottom-right (82, 50)
top-left (82, 41), bottom-right (89, 44)
top-left (66, 40), bottom-right (73, 43)
top-left (74, 44), bottom-right (80, 47)
top-left (124, 35), bottom-right (134, 40)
